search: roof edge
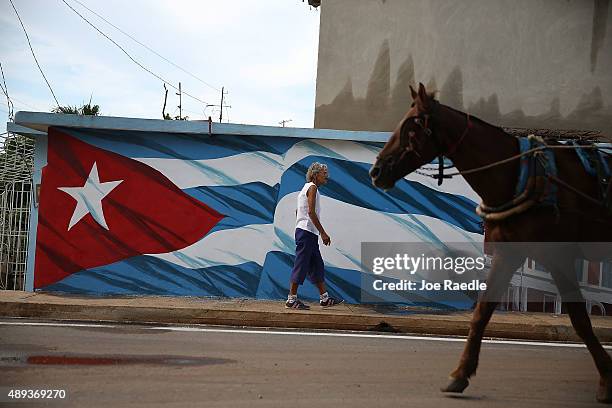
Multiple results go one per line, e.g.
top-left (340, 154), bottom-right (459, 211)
top-left (13, 111), bottom-right (390, 142)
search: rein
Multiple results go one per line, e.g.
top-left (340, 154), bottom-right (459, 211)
top-left (417, 142), bottom-right (612, 214)
top-left (417, 144), bottom-right (607, 179)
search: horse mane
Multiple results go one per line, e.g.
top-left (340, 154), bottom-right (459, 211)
top-left (435, 99), bottom-right (507, 135)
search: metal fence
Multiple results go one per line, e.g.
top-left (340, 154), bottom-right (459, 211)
top-left (0, 132), bottom-right (35, 290)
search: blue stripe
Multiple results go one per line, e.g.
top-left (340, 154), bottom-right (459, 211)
top-left (279, 157), bottom-right (482, 234)
top-left (43, 250), bottom-right (471, 310)
top-left (258, 251), bottom-right (464, 309)
top-left (183, 182), bottom-right (279, 233)
top-left (258, 251), bottom-right (362, 303)
top-left (44, 256), bottom-right (262, 297)
top-left (62, 128), bottom-right (299, 160)
top-left (179, 157), bottom-right (481, 235)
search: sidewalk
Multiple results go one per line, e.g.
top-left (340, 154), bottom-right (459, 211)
top-left (1, 290), bottom-right (612, 343)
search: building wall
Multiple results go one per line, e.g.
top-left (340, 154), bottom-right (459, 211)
top-left (314, 0), bottom-right (612, 137)
top-left (23, 121), bottom-right (612, 311)
top-left (32, 126), bottom-right (483, 308)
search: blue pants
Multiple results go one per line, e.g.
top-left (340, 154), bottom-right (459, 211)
top-left (290, 228), bottom-right (325, 285)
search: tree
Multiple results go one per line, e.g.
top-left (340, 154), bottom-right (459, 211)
top-left (52, 97), bottom-right (100, 116)
top-left (164, 114), bottom-right (188, 121)
top-left (52, 102), bottom-right (100, 116)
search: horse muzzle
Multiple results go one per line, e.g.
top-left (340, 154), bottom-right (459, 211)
top-left (369, 162), bottom-right (396, 190)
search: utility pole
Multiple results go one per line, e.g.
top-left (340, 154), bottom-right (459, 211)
top-left (207, 87), bottom-right (231, 123)
top-left (279, 119), bottom-right (292, 127)
top-left (219, 86), bottom-right (228, 123)
top-left (176, 82), bottom-right (182, 120)
top-left (205, 87), bottom-right (231, 123)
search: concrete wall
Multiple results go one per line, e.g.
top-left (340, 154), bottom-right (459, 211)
top-left (314, 0), bottom-right (612, 137)
top-left (30, 124), bottom-right (483, 308)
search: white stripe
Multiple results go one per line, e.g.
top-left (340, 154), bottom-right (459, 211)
top-left (1, 321), bottom-right (607, 349)
top-left (145, 195), bottom-right (482, 271)
top-left (134, 140), bottom-right (378, 189)
top-left (275, 194), bottom-right (484, 271)
top-left (135, 150), bottom-right (284, 188)
top-left (134, 139), bottom-right (481, 203)
top-left (148, 223), bottom-right (274, 269)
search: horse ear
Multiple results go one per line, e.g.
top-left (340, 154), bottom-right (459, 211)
top-left (418, 83), bottom-right (427, 99)
top-left (417, 82), bottom-right (430, 110)
top-left (409, 85), bottom-right (418, 100)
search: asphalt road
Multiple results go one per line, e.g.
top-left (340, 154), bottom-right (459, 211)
top-left (0, 319), bottom-right (607, 407)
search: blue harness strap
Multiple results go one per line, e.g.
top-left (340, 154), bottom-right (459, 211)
top-left (514, 136), bottom-right (558, 207)
top-left (481, 137), bottom-right (611, 219)
top-left (515, 138), bottom-right (531, 196)
top-left (537, 139), bottom-right (558, 206)
top-left (570, 141), bottom-right (611, 178)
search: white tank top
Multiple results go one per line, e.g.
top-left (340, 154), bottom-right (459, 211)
top-left (295, 182), bottom-right (321, 235)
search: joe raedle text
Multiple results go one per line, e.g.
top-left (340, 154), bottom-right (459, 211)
top-left (372, 279), bottom-right (487, 292)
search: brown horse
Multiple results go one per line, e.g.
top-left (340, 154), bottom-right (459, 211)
top-left (369, 83), bottom-right (612, 403)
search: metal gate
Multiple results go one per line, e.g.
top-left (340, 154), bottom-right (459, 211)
top-left (0, 132), bottom-right (34, 290)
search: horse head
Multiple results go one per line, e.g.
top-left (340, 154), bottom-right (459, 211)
top-left (369, 83), bottom-right (447, 190)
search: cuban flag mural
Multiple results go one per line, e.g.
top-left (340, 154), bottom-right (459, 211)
top-left (34, 126), bottom-right (483, 308)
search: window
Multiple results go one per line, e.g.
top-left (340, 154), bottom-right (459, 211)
top-left (587, 262), bottom-right (601, 286)
top-left (575, 259), bottom-right (584, 283)
top-left (534, 261), bottom-right (546, 272)
top-left (602, 262), bottom-right (612, 289)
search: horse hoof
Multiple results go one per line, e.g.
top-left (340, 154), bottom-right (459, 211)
top-left (441, 377), bottom-right (469, 393)
top-left (597, 378), bottom-right (612, 403)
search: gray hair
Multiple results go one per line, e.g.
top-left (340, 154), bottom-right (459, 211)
top-left (306, 162), bottom-right (328, 182)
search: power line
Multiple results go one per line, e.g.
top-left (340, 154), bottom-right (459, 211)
top-left (9, 0), bottom-right (61, 108)
top-left (0, 62), bottom-right (15, 121)
top-left (0, 63), bottom-right (14, 121)
top-left (69, 0), bottom-right (221, 93)
top-left (180, 107), bottom-right (203, 118)
top-left (7, 97), bottom-right (42, 112)
top-left (60, 0), bottom-right (208, 106)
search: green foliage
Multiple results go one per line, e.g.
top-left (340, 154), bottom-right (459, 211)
top-left (163, 113), bottom-right (189, 121)
top-left (52, 101), bottom-right (100, 116)
top-left (52, 105), bottom-right (79, 114)
top-left (80, 102), bottom-right (100, 116)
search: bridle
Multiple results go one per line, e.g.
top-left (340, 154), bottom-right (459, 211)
top-left (380, 101), bottom-right (472, 185)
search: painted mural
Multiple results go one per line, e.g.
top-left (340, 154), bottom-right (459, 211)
top-left (34, 127), bottom-right (483, 308)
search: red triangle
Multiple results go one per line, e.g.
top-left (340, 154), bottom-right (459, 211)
top-left (35, 128), bottom-right (224, 288)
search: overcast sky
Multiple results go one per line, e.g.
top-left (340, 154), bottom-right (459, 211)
top-left (0, 0), bottom-right (320, 134)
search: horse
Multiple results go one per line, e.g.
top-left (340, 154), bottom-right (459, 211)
top-left (369, 83), bottom-right (612, 403)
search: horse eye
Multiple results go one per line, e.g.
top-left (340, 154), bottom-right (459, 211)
top-left (414, 118), bottom-right (421, 125)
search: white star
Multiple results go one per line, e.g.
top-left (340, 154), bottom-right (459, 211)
top-left (58, 162), bottom-right (123, 231)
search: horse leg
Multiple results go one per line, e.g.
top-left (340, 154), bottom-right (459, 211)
top-left (442, 251), bottom-right (524, 393)
top-left (567, 302), bottom-right (612, 403)
top-left (545, 254), bottom-right (612, 404)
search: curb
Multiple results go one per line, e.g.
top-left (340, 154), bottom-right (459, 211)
top-left (2, 299), bottom-right (611, 343)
